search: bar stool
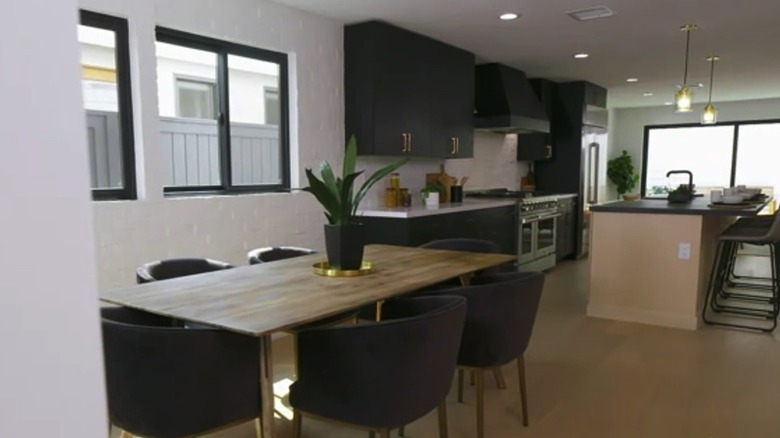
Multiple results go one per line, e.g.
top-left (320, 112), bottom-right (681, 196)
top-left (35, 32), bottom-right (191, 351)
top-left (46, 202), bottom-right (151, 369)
top-left (702, 213), bottom-right (780, 332)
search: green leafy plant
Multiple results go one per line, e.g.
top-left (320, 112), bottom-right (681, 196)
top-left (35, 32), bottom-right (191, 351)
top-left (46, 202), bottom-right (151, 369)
top-left (607, 150), bottom-right (640, 196)
top-left (303, 135), bottom-right (408, 225)
top-left (421, 181), bottom-right (444, 198)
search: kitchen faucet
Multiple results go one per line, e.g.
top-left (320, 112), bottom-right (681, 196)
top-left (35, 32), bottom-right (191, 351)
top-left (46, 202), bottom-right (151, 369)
top-left (666, 170), bottom-right (694, 191)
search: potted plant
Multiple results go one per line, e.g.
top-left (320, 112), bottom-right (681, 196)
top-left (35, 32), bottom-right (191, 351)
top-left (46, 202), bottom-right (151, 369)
top-left (607, 150), bottom-right (641, 201)
top-left (667, 184), bottom-right (695, 203)
top-left (303, 136), bottom-right (407, 270)
top-left (421, 182), bottom-right (444, 207)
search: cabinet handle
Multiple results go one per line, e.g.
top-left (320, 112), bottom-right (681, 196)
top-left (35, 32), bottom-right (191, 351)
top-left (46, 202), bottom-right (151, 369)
top-left (450, 138), bottom-right (457, 155)
top-left (546, 145), bottom-right (552, 159)
top-left (401, 133), bottom-right (408, 152)
top-left (408, 133), bottom-right (412, 152)
top-left (456, 137), bottom-right (460, 154)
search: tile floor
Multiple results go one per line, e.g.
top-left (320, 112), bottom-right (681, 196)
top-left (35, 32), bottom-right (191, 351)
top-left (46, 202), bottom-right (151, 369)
top-left (114, 258), bottom-right (780, 438)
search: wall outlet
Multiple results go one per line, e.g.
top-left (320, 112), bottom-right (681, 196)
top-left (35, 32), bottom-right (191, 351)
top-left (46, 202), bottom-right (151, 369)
top-left (678, 242), bottom-right (691, 260)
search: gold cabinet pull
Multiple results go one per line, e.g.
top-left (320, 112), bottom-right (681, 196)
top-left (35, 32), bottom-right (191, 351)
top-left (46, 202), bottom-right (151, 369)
top-left (456, 137), bottom-right (460, 155)
top-left (450, 137), bottom-right (457, 155)
top-left (408, 133), bottom-right (412, 152)
top-left (546, 144), bottom-right (552, 159)
top-left (401, 133), bottom-right (408, 152)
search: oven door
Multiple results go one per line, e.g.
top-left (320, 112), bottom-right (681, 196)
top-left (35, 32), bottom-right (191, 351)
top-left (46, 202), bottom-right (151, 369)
top-left (535, 213), bottom-right (560, 258)
top-left (518, 217), bottom-right (536, 264)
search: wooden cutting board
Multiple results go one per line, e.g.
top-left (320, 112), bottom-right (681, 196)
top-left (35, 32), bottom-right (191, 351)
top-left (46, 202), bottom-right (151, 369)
top-left (426, 164), bottom-right (456, 203)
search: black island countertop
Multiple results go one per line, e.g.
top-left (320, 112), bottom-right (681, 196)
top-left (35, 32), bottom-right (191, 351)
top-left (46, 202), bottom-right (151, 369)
top-left (590, 197), bottom-right (770, 217)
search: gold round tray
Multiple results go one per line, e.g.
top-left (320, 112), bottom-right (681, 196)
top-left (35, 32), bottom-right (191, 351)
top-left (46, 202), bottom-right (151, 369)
top-left (313, 261), bottom-right (374, 277)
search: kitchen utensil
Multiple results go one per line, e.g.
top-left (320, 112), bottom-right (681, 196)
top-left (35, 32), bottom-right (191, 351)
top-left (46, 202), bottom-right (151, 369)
top-left (460, 176), bottom-right (470, 186)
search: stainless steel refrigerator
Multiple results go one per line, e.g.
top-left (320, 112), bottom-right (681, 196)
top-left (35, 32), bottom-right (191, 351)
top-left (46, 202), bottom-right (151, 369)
top-left (580, 114), bottom-right (608, 257)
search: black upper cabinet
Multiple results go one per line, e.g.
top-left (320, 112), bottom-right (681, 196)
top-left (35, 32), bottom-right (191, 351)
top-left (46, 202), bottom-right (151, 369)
top-left (517, 133), bottom-right (553, 161)
top-left (345, 21), bottom-right (475, 158)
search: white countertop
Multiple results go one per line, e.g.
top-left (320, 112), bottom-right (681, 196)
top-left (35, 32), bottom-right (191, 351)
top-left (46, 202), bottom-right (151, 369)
top-left (357, 199), bottom-right (517, 219)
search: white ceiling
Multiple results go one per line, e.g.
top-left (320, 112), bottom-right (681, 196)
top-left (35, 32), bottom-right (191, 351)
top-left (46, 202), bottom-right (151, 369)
top-left (271, 0), bottom-right (780, 108)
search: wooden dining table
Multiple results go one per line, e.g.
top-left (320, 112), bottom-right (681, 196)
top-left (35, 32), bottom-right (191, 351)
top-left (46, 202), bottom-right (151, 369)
top-left (100, 244), bottom-right (516, 438)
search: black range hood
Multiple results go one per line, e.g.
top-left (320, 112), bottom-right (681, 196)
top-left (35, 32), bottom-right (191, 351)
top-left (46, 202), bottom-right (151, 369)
top-left (474, 63), bottom-right (550, 134)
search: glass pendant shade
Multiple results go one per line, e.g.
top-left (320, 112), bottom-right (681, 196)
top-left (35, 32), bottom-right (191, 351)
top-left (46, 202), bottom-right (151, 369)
top-left (701, 103), bottom-right (717, 124)
top-left (675, 86), bottom-right (693, 112)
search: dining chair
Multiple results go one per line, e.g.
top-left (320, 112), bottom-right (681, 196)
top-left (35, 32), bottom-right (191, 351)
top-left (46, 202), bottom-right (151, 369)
top-left (289, 295), bottom-right (467, 438)
top-left (423, 271), bottom-right (545, 438)
top-left (248, 246), bottom-right (316, 265)
top-left (101, 307), bottom-right (262, 438)
top-left (136, 257), bottom-right (234, 283)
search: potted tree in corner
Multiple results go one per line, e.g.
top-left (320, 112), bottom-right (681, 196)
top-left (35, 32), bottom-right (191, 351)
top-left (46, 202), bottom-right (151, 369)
top-left (303, 136), bottom-right (407, 270)
top-left (607, 150), bottom-right (641, 201)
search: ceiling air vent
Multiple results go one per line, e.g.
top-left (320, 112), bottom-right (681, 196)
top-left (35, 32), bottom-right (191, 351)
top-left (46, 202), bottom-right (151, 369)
top-left (567, 6), bottom-right (615, 21)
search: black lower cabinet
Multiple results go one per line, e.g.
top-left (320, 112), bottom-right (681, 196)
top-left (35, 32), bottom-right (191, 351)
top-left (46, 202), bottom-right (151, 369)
top-left (556, 197), bottom-right (576, 261)
top-left (361, 206), bottom-right (517, 270)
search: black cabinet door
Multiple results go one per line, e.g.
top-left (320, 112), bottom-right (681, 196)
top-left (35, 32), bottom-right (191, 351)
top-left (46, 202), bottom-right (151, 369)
top-left (517, 133), bottom-right (553, 161)
top-left (429, 44), bottom-right (475, 158)
top-left (371, 25), bottom-right (431, 157)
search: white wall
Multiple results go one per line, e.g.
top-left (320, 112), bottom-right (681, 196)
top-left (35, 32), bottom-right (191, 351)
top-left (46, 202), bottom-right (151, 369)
top-left (0, 0), bottom-right (108, 436)
top-left (607, 98), bottom-right (780, 198)
top-left (81, 0), bottom-right (343, 288)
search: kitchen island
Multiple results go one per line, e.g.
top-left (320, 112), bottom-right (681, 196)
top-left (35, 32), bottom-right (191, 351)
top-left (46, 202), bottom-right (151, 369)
top-left (587, 197), bottom-right (770, 330)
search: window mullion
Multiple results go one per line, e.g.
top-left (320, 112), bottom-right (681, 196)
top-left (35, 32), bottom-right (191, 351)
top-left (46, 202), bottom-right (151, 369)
top-left (730, 125), bottom-right (740, 187)
top-left (217, 48), bottom-right (232, 192)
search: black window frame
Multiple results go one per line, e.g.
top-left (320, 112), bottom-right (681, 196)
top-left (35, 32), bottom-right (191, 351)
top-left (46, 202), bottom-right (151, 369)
top-left (80, 10), bottom-right (137, 201)
top-left (641, 118), bottom-right (780, 197)
top-left (156, 27), bottom-right (291, 195)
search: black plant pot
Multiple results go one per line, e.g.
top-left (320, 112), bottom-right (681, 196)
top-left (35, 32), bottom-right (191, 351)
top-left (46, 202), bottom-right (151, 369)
top-left (324, 223), bottom-right (365, 270)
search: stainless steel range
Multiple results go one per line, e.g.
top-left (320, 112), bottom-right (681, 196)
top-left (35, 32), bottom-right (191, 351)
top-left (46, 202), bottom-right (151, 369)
top-left (467, 189), bottom-right (560, 271)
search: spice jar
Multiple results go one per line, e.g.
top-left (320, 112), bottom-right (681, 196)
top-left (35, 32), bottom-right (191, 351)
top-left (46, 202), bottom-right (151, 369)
top-left (385, 188), bottom-right (399, 208)
top-left (390, 173), bottom-right (401, 189)
top-left (398, 188), bottom-right (409, 206)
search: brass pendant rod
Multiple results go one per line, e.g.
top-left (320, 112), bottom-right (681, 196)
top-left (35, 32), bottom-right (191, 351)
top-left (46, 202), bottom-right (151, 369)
top-left (683, 29), bottom-right (691, 85)
top-left (707, 58), bottom-right (715, 104)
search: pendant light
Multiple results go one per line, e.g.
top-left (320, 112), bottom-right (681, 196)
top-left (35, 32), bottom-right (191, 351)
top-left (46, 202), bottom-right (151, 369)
top-left (702, 56), bottom-right (720, 124)
top-left (674, 24), bottom-right (698, 112)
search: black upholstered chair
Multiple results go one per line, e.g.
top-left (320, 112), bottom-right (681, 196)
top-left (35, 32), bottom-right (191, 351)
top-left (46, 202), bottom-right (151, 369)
top-left (136, 258), bottom-right (234, 283)
top-left (424, 271), bottom-right (545, 438)
top-left (420, 238), bottom-right (503, 279)
top-left (101, 307), bottom-right (262, 438)
top-left (248, 246), bottom-right (316, 265)
top-left (289, 296), bottom-right (467, 438)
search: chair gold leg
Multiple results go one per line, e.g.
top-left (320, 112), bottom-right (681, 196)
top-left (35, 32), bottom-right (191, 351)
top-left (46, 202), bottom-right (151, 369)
top-left (493, 367), bottom-right (507, 389)
top-left (476, 369), bottom-right (485, 438)
top-left (437, 402), bottom-right (449, 438)
top-left (255, 417), bottom-right (264, 438)
top-left (292, 410), bottom-right (302, 438)
top-left (119, 430), bottom-right (133, 438)
top-left (457, 368), bottom-right (464, 403)
top-left (517, 355), bottom-right (529, 427)
top-left (399, 425), bottom-right (405, 436)
top-left (376, 300), bottom-right (385, 321)
top-left (380, 429), bottom-right (391, 438)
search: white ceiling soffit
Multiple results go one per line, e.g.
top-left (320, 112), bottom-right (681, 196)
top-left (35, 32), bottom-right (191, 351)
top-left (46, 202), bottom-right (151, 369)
top-left (271, 0), bottom-right (780, 108)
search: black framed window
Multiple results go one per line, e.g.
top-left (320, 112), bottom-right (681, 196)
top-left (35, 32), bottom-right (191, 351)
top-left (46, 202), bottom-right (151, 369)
top-left (155, 28), bottom-right (290, 194)
top-left (79, 11), bottom-right (136, 200)
top-left (641, 119), bottom-right (780, 197)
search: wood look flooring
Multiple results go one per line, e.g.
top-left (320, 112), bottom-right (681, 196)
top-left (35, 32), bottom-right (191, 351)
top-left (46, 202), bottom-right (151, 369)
top-left (111, 259), bottom-right (780, 438)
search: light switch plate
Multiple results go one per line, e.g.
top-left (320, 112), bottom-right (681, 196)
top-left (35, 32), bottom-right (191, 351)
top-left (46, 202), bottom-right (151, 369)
top-left (678, 243), bottom-right (691, 260)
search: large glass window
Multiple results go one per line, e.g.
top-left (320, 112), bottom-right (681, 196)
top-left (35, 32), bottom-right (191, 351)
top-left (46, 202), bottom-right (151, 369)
top-left (644, 126), bottom-right (734, 196)
top-left (156, 28), bottom-right (289, 193)
top-left (642, 121), bottom-right (780, 198)
top-left (79, 11), bottom-right (136, 200)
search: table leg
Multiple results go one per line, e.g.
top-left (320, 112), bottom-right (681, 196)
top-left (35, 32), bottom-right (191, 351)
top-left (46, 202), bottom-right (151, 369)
top-left (259, 335), bottom-right (275, 438)
top-left (459, 273), bottom-right (474, 286)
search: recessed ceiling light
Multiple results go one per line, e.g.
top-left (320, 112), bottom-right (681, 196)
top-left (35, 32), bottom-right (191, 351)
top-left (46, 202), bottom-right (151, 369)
top-left (499, 13), bottom-right (519, 20)
top-left (573, 53), bottom-right (590, 59)
top-left (664, 102), bottom-right (674, 105)
top-left (643, 92), bottom-right (654, 97)
top-left (626, 78), bottom-right (639, 83)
